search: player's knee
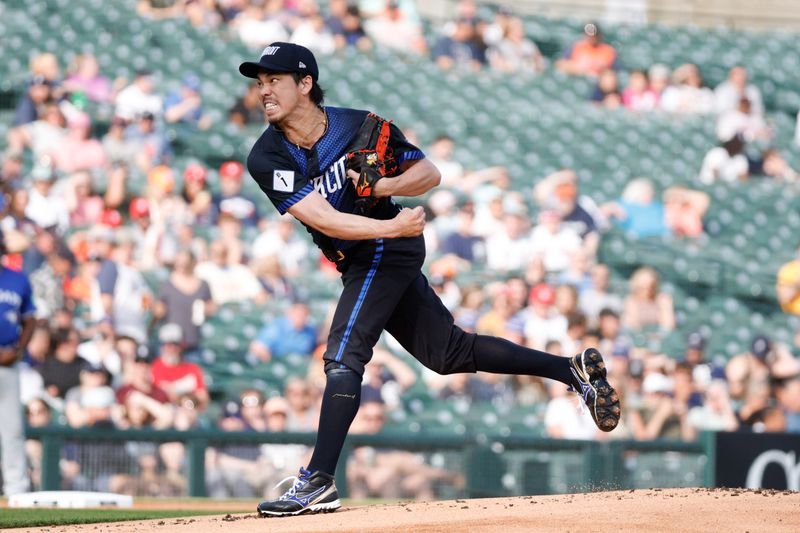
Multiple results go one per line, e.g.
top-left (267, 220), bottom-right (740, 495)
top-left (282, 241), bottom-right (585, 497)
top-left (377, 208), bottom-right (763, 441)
top-left (435, 327), bottom-right (478, 375)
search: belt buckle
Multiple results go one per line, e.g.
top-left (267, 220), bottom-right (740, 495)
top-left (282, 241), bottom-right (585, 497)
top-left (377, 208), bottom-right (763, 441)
top-left (325, 250), bottom-right (345, 262)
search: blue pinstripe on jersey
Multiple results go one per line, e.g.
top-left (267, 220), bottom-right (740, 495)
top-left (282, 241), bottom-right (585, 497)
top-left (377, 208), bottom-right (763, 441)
top-left (398, 150), bottom-right (424, 164)
top-left (277, 182), bottom-right (315, 213)
top-left (283, 142), bottom-right (309, 176)
top-left (333, 239), bottom-right (384, 362)
top-left (282, 107), bottom-right (357, 214)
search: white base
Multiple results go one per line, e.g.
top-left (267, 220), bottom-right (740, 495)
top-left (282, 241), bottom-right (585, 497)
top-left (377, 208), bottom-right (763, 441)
top-left (8, 491), bottom-right (133, 508)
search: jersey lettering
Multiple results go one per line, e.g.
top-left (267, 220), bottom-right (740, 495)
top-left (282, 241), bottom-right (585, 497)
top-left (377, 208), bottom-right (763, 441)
top-left (312, 155), bottom-right (347, 200)
top-left (0, 290), bottom-right (22, 307)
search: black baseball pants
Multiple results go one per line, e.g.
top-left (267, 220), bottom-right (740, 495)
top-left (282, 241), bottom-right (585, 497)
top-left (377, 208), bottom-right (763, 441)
top-left (323, 235), bottom-right (476, 376)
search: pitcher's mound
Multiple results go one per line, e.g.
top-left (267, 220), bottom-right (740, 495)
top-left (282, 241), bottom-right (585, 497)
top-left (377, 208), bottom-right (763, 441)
top-left (17, 487), bottom-right (800, 533)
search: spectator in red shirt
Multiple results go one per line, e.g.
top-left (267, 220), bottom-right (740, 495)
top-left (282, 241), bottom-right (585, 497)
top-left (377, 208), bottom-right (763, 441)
top-left (150, 323), bottom-right (208, 410)
top-left (116, 349), bottom-right (170, 405)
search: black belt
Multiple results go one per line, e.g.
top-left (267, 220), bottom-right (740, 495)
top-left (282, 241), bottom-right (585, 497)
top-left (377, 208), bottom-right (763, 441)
top-left (321, 249), bottom-right (346, 263)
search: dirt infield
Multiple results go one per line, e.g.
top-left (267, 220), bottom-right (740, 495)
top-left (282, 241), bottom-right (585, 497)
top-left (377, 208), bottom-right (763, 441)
top-left (14, 488), bottom-right (800, 533)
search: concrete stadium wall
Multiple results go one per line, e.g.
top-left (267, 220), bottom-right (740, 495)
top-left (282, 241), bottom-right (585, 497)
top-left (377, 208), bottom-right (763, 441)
top-left (419, 0), bottom-right (800, 30)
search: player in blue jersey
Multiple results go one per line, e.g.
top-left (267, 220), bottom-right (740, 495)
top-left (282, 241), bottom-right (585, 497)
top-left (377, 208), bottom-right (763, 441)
top-left (0, 232), bottom-right (36, 496)
top-left (241, 43), bottom-right (620, 516)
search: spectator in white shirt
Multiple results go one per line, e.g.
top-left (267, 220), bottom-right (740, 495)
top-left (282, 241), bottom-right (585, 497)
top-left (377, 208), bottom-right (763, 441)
top-left (545, 378), bottom-right (598, 439)
top-left (699, 133), bottom-right (749, 184)
top-left (91, 230), bottom-right (152, 343)
top-left (195, 239), bottom-right (266, 305)
top-left (714, 66), bottom-right (764, 116)
top-left (529, 209), bottom-right (583, 273)
top-left (487, 17), bottom-right (544, 74)
top-left (485, 207), bottom-right (532, 272)
top-left (252, 217), bottom-right (311, 277)
top-left (115, 70), bottom-right (163, 121)
top-left (233, 3), bottom-right (289, 49)
top-left (426, 135), bottom-right (508, 194)
top-left (472, 192), bottom-right (506, 239)
top-left (291, 13), bottom-right (337, 55)
top-left (6, 103), bottom-right (68, 163)
top-left (660, 63), bottom-right (715, 115)
top-left (364, 0), bottom-right (427, 55)
top-left (25, 163), bottom-right (70, 234)
top-left (715, 96), bottom-right (771, 143)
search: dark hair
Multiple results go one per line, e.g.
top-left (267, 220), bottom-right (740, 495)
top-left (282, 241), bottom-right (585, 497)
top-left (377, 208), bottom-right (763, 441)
top-left (291, 72), bottom-right (325, 105)
top-left (566, 311), bottom-right (587, 329)
top-left (722, 134), bottom-right (744, 155)
top-left (598, 308), bottom-right (619, 319)
top-left (52, 328), bottom-right (78, 349)
top-left (26, 398), bottom-right (51, 417)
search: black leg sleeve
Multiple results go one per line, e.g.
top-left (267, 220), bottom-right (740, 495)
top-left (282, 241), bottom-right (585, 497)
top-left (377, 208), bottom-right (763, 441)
top-left (306, 367), bottom-right (362, 476)
top-left (472, 335), bottom-right (573, 386)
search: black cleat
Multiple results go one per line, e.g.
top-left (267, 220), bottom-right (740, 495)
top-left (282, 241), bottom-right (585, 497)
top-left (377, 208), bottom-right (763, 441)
top-left (257, 467), bottom-right (341, 517)
top-left (569, 348), bottom-right (621, 432)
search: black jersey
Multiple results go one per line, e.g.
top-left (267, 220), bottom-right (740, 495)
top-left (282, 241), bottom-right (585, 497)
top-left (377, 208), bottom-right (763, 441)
top-left (246, 106), bottom-right (424, 254)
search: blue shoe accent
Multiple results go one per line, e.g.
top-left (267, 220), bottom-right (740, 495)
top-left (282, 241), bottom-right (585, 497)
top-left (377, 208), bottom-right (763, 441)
top-left (257, 467), bottom-right (341, 517)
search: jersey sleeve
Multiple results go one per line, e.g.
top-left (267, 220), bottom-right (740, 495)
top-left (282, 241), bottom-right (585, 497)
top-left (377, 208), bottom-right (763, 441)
top-left (388, 122), bottom-right (425, 167)
top-left (247, 146), bottom-right (312, 215)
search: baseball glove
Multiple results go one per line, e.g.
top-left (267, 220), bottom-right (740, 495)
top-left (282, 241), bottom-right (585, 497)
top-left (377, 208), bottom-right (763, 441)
top-left (345, 113), bottom-right (398, 213)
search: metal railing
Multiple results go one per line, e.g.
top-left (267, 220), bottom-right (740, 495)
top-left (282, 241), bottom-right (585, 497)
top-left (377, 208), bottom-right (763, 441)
top-left (26, 426), bottom-right (715, 498)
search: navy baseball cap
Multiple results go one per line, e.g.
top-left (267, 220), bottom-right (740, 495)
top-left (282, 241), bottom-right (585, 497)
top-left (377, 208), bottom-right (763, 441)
top-left (686, 331), bottom-right (706, 351)
top-left (751, 334), bottom-right (772, 360)
top-left (239, 42), bottom-right (319, 82)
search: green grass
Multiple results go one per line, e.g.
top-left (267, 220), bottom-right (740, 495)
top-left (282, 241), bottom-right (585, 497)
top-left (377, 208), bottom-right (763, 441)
top-left (0, 508), bottom-right (246, 529)
top-left (0, 499), bottom-right (400, 528)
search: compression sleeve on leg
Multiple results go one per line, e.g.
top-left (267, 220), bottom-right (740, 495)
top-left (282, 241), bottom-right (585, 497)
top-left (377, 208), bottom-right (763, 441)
top-left (472, 334), bottom-right (573, 385)
top-left (306, 366), bottom-right (362, 476)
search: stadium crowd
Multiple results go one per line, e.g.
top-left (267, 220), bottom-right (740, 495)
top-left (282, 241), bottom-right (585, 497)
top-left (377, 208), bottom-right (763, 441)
top-left (2, 0), bottom-right (800, 499)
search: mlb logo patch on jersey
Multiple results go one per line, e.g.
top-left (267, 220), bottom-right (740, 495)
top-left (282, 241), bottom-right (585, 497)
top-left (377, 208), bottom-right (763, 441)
top-left (273, 170), bottom-right (295, 192)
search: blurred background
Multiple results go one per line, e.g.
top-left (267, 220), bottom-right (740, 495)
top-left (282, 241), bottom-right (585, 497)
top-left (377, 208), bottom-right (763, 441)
top-left (1, 0), bottom-right (800, 500)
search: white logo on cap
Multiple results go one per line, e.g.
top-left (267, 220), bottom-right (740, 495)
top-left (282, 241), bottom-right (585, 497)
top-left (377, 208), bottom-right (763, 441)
top-left (299, 61), bottom-right (306, 69)
top-left (262, 45), bottom-right (280, 56)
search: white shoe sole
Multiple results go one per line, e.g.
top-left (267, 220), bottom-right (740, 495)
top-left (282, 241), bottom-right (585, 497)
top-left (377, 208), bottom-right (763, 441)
top-left (258, 499), bottom-right (341, 517)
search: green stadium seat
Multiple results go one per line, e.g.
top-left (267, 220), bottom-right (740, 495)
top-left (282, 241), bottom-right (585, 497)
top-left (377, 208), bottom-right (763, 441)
top-left (7, 0), bottom-right (799, 435)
